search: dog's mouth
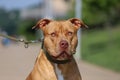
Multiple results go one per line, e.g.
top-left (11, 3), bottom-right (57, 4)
top-left (45, 48), bottom-right (73, 64)
top-left (51, 51), bottom-right (72, 60)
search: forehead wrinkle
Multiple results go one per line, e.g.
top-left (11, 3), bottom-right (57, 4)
top-left (61, 21), bottom-right (75, 32)
top-left (45, 21), bottom-right (75, 34)
top-left (45, 21), bottom-right (62, 34)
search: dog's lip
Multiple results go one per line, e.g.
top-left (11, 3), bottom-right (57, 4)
top-left (52, 51), bottom-right (72, 59)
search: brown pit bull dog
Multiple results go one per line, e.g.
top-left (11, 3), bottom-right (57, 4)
top-left (26, 18), bottom-right (87, 80)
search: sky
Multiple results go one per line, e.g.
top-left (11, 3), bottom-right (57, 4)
top-left (0, 0), bottom-right (42, 10)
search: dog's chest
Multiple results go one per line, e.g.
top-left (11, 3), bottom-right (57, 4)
top-left (54, 64), bottom-right (64, 80)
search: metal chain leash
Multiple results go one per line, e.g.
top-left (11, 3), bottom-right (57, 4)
top-left (0, 34), bottom-right (43, 48)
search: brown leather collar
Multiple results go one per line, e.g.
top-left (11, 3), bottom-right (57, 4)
top-left (44, 50), bottom-right (71, 64)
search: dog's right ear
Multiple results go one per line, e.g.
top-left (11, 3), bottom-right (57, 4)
top-left (32, 19), bottom-right (51, 30)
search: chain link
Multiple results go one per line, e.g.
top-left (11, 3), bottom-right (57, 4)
top-left (0, 34), bottom-right (43, 48)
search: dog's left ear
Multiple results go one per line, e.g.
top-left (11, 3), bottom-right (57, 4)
top-left (32, 19), bottom-right (52, 30)
top-left (69, 18), bottom-right (88, 29)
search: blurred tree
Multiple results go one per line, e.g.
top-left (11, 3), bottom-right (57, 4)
top-left (82, 0), bottom-right (120, 28)
top-left (0, 8), bottom-right (20, 35)
top-left (17, 19), bottom-right (37, 40)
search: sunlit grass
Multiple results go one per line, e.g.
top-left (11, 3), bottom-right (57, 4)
top-left (81, 27), bottom-right (120, 72)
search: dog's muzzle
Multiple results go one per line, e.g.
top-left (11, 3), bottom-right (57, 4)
top-left (41, 39), bottom-right (75, 64)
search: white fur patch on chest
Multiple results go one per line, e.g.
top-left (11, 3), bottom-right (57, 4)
top-left (55, 64), bottom-right (64, 80)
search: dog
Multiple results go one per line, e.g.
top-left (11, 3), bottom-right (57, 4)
top-left (26, 18), bottom-right (87, 80)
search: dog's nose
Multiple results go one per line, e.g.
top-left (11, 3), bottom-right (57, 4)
top-left (60, 40), bottom-right (68, 49)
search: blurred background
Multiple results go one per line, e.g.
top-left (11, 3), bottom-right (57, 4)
top-left (0, 0), bottom-right (120, 80)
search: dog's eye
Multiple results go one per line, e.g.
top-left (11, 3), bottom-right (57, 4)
top-left (51, 32), bottom-right (56, 37)
top-left (68, 32), bottom-right (73, 36)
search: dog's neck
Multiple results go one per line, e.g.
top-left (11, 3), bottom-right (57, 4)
top-left (54, 64), bottom-right (64, 80)
top-left (52, 60), bottom-right (73, 80)
top-left (37, 49), bottom-right (81, 80)
top-left (51, 56), bottom-right (82, 80)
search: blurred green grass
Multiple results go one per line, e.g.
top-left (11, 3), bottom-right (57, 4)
top-left (81, 26), bottom-right (120, 72)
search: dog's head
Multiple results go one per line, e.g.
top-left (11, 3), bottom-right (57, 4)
top-left (33, 18), bottom-right (87, 62)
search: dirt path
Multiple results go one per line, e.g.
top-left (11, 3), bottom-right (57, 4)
top-left (78, 61), bottom-right (120, 80)
top-left (0, 44), bottom-right (120, 80)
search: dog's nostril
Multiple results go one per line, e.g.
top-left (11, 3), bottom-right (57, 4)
top-left (60, 40), bottom-right (68, 49)
top-left (61, 43), bottom-right (65, 46)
